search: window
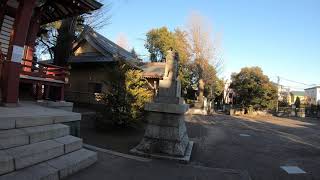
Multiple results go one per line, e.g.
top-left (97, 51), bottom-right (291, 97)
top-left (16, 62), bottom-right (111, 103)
top-left (88, 83), bottom-right (102, 93)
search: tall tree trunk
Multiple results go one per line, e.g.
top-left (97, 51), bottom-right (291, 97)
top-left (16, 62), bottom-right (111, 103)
top-left (198, 78), bottom-right (205, 108)
top-left (54, 17), bottom-right (77, 66)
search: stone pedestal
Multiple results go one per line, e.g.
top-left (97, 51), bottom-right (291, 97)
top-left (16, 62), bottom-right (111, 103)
top-left (130, 101), bottom-right (193, 162)
top-left (130, 77), bottom-right (193, 162)
top-left (131, 51), bottom-right (193, 162)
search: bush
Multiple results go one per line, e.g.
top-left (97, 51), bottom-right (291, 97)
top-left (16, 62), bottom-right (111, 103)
top-left (97, 63), bottom-right (152, 127)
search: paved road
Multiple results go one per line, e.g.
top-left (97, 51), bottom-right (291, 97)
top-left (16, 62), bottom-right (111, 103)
top-left (187, 114), bottom-right (320, 180)
top-left (69, 114), bottom-right (320, 180)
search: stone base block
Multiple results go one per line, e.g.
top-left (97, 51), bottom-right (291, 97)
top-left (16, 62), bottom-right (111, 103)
top-left (147, 111), bottom-right (186, 127)
top-left (145, 102), bottom-right (189, 114)
top-left (47, 149), bottom-right (97, 179)
top-left (22, 124), bottom-right (69, 144)
top-left (0, 162), bottom-right (59, 180)
top-left (130, 141), bottom-right (194, 163)
top-left (0, 151), bottom-right (14, 175)
top-left (54, 135), bottom-right (82, 153)
top-left (134, 133), bottom-right (189, 156)
top-left (0, 129), bottom-right (29, 150)
top-left (155, 97), bottom-right (184, 104)
top-left (37, 101), bottom-right (74, 112)
top-left (6, 140), bottom-right (64, 170)
top-left (158, 79), bottom-right (181, 98)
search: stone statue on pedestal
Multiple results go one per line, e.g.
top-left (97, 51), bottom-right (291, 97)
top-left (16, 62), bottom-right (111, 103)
top-left (130, 50), bottom-right (193, 162)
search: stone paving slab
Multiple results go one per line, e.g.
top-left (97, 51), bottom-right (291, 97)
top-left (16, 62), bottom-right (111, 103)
top-left (66, 150), bottom-right (250, 180)
top-left (47, 149), bottom-right (97, 179)
top-left (0, 128), bottom-right (29, 149)
top-left (54, 135), bottom-right (82, 153)
top-left (0, 101), bottom-right (81, 130)
top-left (0, 162), bottom-right (59, 180)
top-left (0, 150), bottom-right (14, 175)
top-left (5, 140), bottom-right (64, 170)
top-left (22, 124), bottom-right (70, 143)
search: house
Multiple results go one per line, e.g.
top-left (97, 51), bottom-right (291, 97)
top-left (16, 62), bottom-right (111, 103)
top-left (288, 91), bottom-right (305, 105)
top-left (272, 82), bottom-right (290, 102)
top-left (0, 0), bottom-right (102, 178)
top-left (65, 26), bottom-right (139, 104)
top-left (139, 62), bottom-right (165, 95)
top-left (305, 86), bottom-right (320, 105)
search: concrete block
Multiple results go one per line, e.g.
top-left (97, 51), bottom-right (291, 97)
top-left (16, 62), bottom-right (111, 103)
top-left (56, 107), bottom-right (73, 112)
top-left (54, 135), bottom-right (82, 153)
top-left (22, 124), bottom-right (69, 143)
top-left (145, 102), bottom-right (189, 114)
top-left (15, 116), bottom-right (54, 128)
top-left (158, 80), bottom-right (181, 98)
top-left (0, 162), bottom-right (59, 180)
top-left (47, 149), bottom-right (97, 179)
top-left (6, 140), bottom-right (64, 170)
top-left (155, 97), bottom-right (184, 104)
top-left (0, 129), bottom-right (29, 149)
top-left (147, 112), bottom-right (184, 127)
top-left (37, 101), bottom-right (74, 112)
top-left (0, 151), bottom-right (14, 175)
top-left (53, 113), bottom-right (81, 123)
top-left (0, 118), bottom-right (15, 130)
top-left (131, 141), bottom-right (194, 163)
top-left (145, 124), bottom-right (186, 141)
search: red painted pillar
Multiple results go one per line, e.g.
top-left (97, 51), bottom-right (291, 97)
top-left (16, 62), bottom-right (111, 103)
top-left (23, 8), bottom-right (42, 72)
top-left (2, 0), bottom-right (37, 105)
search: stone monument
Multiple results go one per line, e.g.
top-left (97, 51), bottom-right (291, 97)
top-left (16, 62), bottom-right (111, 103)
top-left (130, 50), bottom-right (193, 162)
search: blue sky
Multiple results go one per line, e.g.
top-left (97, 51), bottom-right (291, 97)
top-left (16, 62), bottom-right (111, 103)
top-left (97, 0), bottom-right (320, 90)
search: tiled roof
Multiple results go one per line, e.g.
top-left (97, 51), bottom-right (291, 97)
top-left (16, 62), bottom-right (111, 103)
top-left (140, 62), bottom-right (165, 78)
top-left (69, 26), bottom-right (139, 68)
top-left (40, 0), bottom-right (102, 25)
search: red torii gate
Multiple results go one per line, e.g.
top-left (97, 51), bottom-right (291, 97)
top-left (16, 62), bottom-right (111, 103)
top-left (0, 0), bottom-right (102, 106)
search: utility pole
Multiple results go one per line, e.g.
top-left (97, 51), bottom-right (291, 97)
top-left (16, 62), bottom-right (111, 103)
top-left (276, 76), bottom-right (280, 112)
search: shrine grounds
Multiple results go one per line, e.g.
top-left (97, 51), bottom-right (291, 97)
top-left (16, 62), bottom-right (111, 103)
top-left (70, 113), bottom-right (320, 180)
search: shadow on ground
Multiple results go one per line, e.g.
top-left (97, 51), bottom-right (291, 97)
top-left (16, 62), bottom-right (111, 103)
top-left (78, 111), bottom-right (320, 180)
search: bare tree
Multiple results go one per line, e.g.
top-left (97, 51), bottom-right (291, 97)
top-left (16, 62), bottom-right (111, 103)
top-left (36, 1), bottom-right (112, 62)
top-left (116, 32), bottom-right (130, 50)
top-left (186, 11), bottom-right (224, 106)
top-left (80, 0), bottom-right (112, 30)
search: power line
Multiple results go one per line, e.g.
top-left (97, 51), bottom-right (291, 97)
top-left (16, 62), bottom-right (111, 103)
top-left (278, 76), bottom-right (317, 87)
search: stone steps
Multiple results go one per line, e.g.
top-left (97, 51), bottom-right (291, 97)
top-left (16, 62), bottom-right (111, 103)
top-left (0, 124), bottom-right (69, 150)
top-left (0, 113), bottom-right (81, 130)
top-left (0, 136), bottom-right (82, 175)
top-left (0, 149), bottom-right (97, 180)
top-left (0, 103), bottom-right (97, 179)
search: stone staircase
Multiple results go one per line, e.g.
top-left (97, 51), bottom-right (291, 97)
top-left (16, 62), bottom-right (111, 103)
top-left (0, 105), bottom-right (97, 180)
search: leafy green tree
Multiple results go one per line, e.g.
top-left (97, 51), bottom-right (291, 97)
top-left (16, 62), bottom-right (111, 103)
top-left (145, 27), bottom-right (175, 62)
top-left (144, 26), bottom-right (224, 103)
top-left (98, 62), bottom-right (152, 126)
top-left (295, 97), bottom-right (301, 108)
top-left (230, 67), bottom-right (278, 110)
top-left (145, 27), bottom-right (192, 93)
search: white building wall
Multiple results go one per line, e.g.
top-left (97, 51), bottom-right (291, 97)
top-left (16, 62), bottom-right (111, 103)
top-left (305, 87), bottom-right (320, 105)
